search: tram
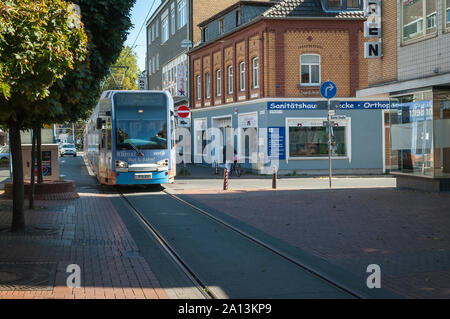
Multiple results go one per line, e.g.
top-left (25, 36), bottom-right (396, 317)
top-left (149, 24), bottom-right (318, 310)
top-left (85, 90), bottom-right (176, 185)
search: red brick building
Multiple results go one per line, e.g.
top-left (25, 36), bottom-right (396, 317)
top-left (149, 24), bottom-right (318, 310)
top-left (189, 0), bottom-right (368, 109)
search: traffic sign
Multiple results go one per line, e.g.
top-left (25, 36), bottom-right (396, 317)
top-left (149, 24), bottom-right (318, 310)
top-left (320, 81), bottom-right (337, 99)
top-left (177, 105), bottom-right (190, 118)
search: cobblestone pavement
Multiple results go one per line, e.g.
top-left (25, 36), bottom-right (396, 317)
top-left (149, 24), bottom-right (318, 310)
top-left (166, 182), bottom-right (450, 298)
top-left (0, 189), bottom-right (167, 299)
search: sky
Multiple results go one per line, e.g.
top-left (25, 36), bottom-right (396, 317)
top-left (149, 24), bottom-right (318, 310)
top-left (124, 0), bottom-right (162, 73)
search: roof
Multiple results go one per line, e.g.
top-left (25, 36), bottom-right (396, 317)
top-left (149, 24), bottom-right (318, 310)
top-left (263, 0), bottom-right (364, 19)
top-left (198, 1), bottom-right (275, 28)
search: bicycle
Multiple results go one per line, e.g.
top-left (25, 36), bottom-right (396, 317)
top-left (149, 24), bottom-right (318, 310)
top-left (230, 161), bottom-right (242, 177)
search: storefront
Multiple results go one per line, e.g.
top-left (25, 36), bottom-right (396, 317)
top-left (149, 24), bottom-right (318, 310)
top-left (388, 89), bottom-right (450, 191)
top-left (191, 98), bottom-right (392, 175)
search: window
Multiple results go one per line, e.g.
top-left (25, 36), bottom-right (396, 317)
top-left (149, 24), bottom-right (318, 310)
top-left (446, 0), bottom-right (450, 29)
top-left (196, 75), bottom-right (201, 100)
top-left (252, 58), bottom-right (259, 89)
top-left (327, 0), bottom-right (341, 9)
top-left (236, 8), bottom-right (242, 26)
top-left (227, 66), bottom-right (233, 94)
top-left (288, 118), bottom-right (348, 158)
top-left (156, 54), bottom-right (159, 71)
top-left (203, 27), bottom-right (208, 42)
top-left (178, 0), bottom-right (187, 29)
top-left (152, 24), bottom-right (155, 41)
top-left (325, 0), bottom-right (360, 10)
top-left (347, 0), bottom-right (359, 8)
top-left (219, 19), bottom-right (224, 34)
top-left (148, 28), bottom-right (152, 43)
top-left (205, 72), bottom-right (210, 98)
top-left (171, 5), bottom-right (176, 35)
top-left (239, 62), bottom-right (245, 91)
top-left (300, 54), bottom-right (320, 86)
top-left (216, 70), bottom-right (221, 96)
top-left (402, 0), bottom-right (436, 43)
top-left (155, 21), bottom-right (159, 38)
top-left (162, 14), bottom-right (169, 43)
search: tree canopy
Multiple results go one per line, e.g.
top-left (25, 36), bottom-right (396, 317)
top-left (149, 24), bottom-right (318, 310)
top-left (0, 0), bottom-right (88, 123)
top-left (101, 46), bottom-right (140, 91)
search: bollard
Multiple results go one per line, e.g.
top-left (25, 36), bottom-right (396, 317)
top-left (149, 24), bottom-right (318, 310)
top-left (215, 160), bottom-right (218, 176)
top-left (223, 168), bottom-right (228, 191)
top-left (272, 167), bottom-right (277, 189)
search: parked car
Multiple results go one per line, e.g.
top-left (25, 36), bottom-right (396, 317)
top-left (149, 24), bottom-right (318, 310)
top-left (0, 145), bottom-right (9, 161)
top-left (60, 143), bottom-right (77, 157)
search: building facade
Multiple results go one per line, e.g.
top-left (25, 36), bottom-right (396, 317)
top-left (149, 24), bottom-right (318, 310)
top-left (145, 0), bottom-right (272, 107)
top-left (187, 0), bottom-right (393, 175)
top-left (357, 0), bottom-right (450, 191)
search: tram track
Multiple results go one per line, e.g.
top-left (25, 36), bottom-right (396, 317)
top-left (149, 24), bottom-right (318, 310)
top-left (118, 186), bottom-right (367, 299)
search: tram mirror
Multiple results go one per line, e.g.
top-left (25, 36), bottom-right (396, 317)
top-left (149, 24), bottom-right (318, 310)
top-left (96, 118), bottom-right (103, 130)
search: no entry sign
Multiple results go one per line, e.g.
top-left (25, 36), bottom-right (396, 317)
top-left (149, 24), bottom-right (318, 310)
top-left (177, 105), bottom-right (190, 118)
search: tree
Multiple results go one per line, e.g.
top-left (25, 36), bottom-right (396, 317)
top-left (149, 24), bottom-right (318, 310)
top-left (15, 0), bottom-right (136, 193)
top-left (101, 46), bottom-right (140, 91)
top-left (0, 0), bottom-right (88, 231)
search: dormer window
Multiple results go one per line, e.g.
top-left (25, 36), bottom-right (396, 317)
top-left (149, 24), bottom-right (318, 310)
top-left (324, 0), bottom-right (361, 10)
top-left (203, 27), bottom-right (208, 42)
top-left (236, 8), bottom-right (242, 26)
top-left (328, 0), bottom-right (341, 9)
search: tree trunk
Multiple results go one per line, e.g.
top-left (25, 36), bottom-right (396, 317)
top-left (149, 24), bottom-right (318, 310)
top-left (8, 117), bottom-right (25, 232)
top-left (37, 127), bottom-right (43, 184)
top-left (29, 128), bottom-right (36, 209)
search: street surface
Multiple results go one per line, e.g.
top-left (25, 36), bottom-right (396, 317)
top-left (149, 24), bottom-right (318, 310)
top-left (0, 157), bottom-right (449, 298)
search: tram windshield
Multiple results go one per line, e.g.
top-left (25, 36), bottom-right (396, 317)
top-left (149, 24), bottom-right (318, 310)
top-left (114, 93), bottom-right (168, 151)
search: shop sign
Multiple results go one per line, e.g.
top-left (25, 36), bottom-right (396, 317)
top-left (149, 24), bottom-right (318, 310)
top-left (238, 114), bottom-right (257, 128)
top-left (268, 101), bottom-right (391, 110)
top-left (267, 127), bottom-right (285, 160)
top-left (364, 0), bottom-right (382, 58)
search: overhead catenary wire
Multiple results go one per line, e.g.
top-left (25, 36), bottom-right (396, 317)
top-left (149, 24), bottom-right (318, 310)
top-left (125, 0), bottom-right (159, 59)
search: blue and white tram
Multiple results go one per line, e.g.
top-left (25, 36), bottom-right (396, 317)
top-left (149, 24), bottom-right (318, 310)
top-left (85, 90), bottom-right (176, 185)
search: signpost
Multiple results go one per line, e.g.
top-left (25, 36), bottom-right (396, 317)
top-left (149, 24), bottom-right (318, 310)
top-left (320, 81), bottom-right (337, 188)
top-left (177, 105), bottom-right (190, 118)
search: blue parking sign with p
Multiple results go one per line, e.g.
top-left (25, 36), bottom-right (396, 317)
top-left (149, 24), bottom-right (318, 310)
top-left (320, 81), bottom-right (337, 99)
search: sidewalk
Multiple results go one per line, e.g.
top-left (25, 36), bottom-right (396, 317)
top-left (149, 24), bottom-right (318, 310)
top-left (0, 187), bottom-right (167, 299)
top-left (176, 163), bottom-right (395, 180)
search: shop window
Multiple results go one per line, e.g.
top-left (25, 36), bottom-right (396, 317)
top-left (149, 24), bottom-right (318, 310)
top-left (300, 54), bottom-right (320, 86)
top-left (402, 0), bottom-right (436, 44)
top-left (289, 125), bottom-right (347, 158)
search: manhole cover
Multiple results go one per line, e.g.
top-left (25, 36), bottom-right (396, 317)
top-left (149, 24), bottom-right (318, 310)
top-left (0, 263), bottom-right (56, 291)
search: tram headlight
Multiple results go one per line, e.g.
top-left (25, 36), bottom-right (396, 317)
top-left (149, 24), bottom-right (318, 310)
top-left (115, 160), bottom-right (128, 168)
top-left (157, 159), bottom-right (169, 167)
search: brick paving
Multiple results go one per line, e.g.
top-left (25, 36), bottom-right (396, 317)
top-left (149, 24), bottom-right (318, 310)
top-left (169, 186), bottom-right (450, 298)
top-left (0, 189), bottom-right (167, 299)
